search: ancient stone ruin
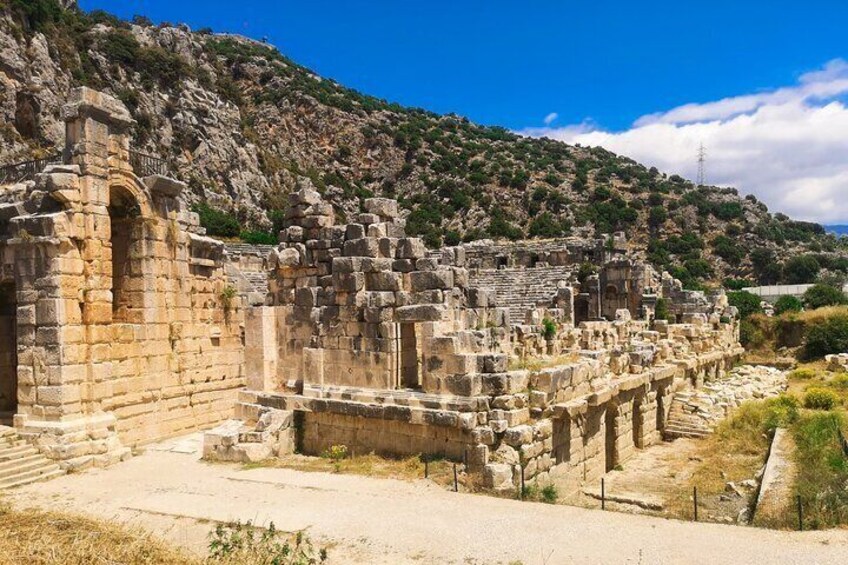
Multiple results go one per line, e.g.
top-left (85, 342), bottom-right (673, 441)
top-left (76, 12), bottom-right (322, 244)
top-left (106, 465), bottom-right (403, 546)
top-left (0, 88), bottom-right (744, 495)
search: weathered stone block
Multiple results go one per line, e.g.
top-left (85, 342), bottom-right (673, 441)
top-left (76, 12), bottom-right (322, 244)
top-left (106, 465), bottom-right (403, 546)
top-left (409, 269), bottom-right (453, 292)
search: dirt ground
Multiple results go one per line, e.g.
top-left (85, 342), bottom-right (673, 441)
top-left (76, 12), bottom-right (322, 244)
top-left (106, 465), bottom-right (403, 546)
top-left (577, 438), bottom-right (758, 523)
top-left (5, 433), bottom-right (848, 565)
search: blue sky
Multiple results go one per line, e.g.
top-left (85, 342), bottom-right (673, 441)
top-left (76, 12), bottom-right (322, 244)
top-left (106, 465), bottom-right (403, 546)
top-left (78, 0), bottom-right (848, 222)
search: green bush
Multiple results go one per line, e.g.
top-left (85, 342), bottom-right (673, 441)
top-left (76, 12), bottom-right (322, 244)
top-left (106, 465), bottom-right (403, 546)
top-left (541, 318), bottom-right (557, 340)
top-left (789, 368), bottom-right (818, 381)
top-left (740, 318), bottom-right (765, 348)
top-left (208, 520), bottom-right (327, 564)
top-left (239, 230), bottom-right (277, 245)
top-left (727, 290), bottom-right (763, 319)
top-left (785, 255), bottom-right (821, 284)
top-left (803, 388), bottom-right (840, 410)
top-left (654, 297), bottom-right (670, 321)
top-left (193, 202), bottom-right (241, 238)
top-left (540, 484), bottom-right (558, 504)
top-left (803, 284), bottom-right (848, 310)
top-left (774, 295), bottom-right (803, 315)
top-left (804, 314), bottom-right (848, 359)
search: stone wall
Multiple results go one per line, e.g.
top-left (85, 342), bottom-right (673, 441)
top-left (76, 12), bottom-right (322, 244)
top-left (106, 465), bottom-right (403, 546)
top-left (0, 88), bottom-right (245, 469)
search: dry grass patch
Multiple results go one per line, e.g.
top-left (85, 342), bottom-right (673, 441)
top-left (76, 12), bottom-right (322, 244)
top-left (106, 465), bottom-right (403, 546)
top-left (665, 400), bottom-right (789, 521)
top-left (0, 504), bottom-right (200, 565)
top-left (246, 452), bottom-right (460, 487)
top-left (509, 353), bottom-right (580, 372)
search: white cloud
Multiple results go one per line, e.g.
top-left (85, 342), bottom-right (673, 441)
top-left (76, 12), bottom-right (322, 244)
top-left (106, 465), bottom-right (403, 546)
top-left (543, 112), bottom-right (559, 125)
top-left (519, 59), bottom-right (848, 224)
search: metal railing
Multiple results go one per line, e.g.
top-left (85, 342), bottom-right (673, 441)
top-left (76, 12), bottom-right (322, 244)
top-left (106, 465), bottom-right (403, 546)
top-left (0, 154), bottom-right (62, 185)
top-left (129, 150), bottom-right (169, 178)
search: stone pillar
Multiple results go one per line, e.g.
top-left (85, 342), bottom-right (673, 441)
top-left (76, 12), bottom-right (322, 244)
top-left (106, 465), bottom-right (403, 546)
top-left (245, 306), bottom-right (279, 391)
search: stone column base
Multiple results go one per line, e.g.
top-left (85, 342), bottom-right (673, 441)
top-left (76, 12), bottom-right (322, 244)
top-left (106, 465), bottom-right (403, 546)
top-left (13, 412), bottom-right (132, 472)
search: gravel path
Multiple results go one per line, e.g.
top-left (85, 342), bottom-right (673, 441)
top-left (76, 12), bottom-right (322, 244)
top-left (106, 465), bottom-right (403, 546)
top-left (7, 434), bottom-right (848, 565)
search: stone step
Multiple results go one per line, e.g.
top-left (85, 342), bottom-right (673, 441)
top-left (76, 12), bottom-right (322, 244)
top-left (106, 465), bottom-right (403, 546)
top-left (0, 443), bottom-right (36, 461)
top-left (0, 457), bottom-right (56, 480)
top-left (0, 453), bottom-right (44, 473)
top-left (0, 466), bottom-right (64, 490)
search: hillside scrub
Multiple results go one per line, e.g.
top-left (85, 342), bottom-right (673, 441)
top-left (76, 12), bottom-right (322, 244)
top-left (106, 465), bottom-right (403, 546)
top-left (740, 306), bottom-right (848, 359)
top-left (2, 0), bottom-right (848, 281)
top-left (803, 283), bottom-right (848, 309)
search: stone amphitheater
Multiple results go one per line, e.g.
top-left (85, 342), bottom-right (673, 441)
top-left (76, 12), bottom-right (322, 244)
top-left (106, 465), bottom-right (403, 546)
top-left (0, 87), bottom-right (753, 497)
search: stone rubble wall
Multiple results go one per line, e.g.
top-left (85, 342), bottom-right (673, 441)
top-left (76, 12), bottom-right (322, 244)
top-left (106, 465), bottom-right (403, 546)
top-left (665, 365), bottom-right (787, 439)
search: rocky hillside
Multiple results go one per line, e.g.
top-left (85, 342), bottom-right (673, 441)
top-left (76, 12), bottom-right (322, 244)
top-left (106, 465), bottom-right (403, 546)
top-left (1, 0), bottom-right (846, 287)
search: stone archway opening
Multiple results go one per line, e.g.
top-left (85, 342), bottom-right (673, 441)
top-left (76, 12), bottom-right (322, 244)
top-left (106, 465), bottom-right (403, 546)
top-left (399, 323), bottom-right (421, 389)
top-left (0, 282), bottom-right (17, 424)
top-left (109, 186), bottom-right (143, 323)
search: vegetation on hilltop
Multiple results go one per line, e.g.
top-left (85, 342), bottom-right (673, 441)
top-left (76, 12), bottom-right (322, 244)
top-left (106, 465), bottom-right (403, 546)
top-left (2, 0), bottom-right (847, 286)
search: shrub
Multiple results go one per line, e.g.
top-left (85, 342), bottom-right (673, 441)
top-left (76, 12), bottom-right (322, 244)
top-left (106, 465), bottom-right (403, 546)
top-left (774, 295), bottom-right (803, 315)
top-left (803, 388), bottom-right (839, 410)
top-left (727, 290), bottom-right (763, 319)
top-left (208, 520), bottom-right (327, 564)
top-left (541, 318), bottom-right (557, 340)
top-left (804, 314), bottom-right (848, 359)
top-left (654, 297), bottom-right (670, 321)
top-left (240, 230), bottom-right (277, 245)
top-left (740, 319), bottom-right (765, 348)
top-left (540, 484), bottom-right (558, 504)
top-left (763, 395), bottom-right (800, 429)
top-left (785, 255), bottom-right (821, 284)
top-left (193, 202), bottom-right (241, 237)
top-left (803, 283), bottom-right (848, 310)
top-left (789, 368), bottom-right (818, 381)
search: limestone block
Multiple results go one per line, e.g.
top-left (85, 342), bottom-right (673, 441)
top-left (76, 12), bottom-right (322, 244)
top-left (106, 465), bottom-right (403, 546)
top-left (366, 272), bottom-right (403, 291)
top-left (364, 198), bottom-right (399, 218)
top-left (483, 463), bottom-right (514, 491)
top-left (332, 256), bottom-right (363, 273)
top-left (345, 223), bottom-right (365, 240)
top-left (415, 258), bottom-right (440, 271)
top-left (343, 238), bottom-right (380, 258)
top-left (392, 259), bottom-right (416, 273)
top-left (396, 238), bottom-right (427, 259)
top-left (290, 187), bottom-right (322, 207)
top-left (395, 304), bottom-right (445, 322)
top-left (367, 223), bottom-right (387, 238)
top-left (355, 213), bottom-right (381, 225)
top-left (270, 247), bottom-right (301, 269)
top-left (333, 272), bottom-right (365, 292)
top-left (409, 269), bottom-right (454, 292)
top-left (504, 425), bottom-right (534, 447)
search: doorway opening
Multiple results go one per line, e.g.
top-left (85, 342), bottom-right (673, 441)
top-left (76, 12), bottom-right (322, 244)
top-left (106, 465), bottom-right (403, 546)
top-left (109, 187), bottom-right (141, 323)
top-left (0, 282), bottom-right (17, 424)
top-left (604, 404), bottom-right (618, 473)
top-left (399, 323), bottom-right (421, 389)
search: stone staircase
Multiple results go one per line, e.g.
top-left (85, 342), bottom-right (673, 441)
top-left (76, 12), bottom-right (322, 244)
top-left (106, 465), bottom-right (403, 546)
top-left (662, 393), bottom-right (713, 440)
top-left (470, 266), bottom-right (573, 325)
top-left (0, 426), bottom-right (64, 489)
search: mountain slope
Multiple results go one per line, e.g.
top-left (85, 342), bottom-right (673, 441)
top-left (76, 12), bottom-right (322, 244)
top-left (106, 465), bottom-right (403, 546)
top-left (1, 0), bottom-right (845, 288)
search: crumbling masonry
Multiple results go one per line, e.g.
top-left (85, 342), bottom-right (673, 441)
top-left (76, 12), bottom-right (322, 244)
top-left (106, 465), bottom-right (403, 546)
top-left (205, 184), bottom-right (743, 494)
top-left (0, 89), bottom-right (744, 494)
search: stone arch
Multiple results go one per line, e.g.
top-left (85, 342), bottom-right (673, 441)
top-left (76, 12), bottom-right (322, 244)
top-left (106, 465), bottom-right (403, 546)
top-left (108, 181), bottom-right (150, 323)
top-left (108, 170), bottom-right (154, 219)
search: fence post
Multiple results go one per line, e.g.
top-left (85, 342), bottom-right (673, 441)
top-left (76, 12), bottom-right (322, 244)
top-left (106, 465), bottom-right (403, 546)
top-left (601, 477), bottom-right (605, 510)
top-left (693, 486), bottom-right (698, 521)
top-left (797, 495), bottom-right (803, 531)
top-left (520, 465), bottom-right (526, 499)
top-left (453, 463), bottom-right (458, 492)
top-left (424, 458), bottom-right (429, 479)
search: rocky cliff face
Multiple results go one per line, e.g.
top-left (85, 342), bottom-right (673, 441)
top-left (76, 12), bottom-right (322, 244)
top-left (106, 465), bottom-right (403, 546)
top-left (0, 1), bottom-right (844, 286)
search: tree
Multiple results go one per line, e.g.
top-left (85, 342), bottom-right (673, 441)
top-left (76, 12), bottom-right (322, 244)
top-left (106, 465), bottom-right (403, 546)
top-left (803, 283), bottom-right (848, 310)
top-left (774, 295), bottom-right (803, 315)
top-left (784, 255), bottom-right (820, 284)
top-left (648, 206), bottom-right (668, 229)
top-left (804, 314), bottom-right (848, 359)
top-left (727, 291), bottom-right (763, 319)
